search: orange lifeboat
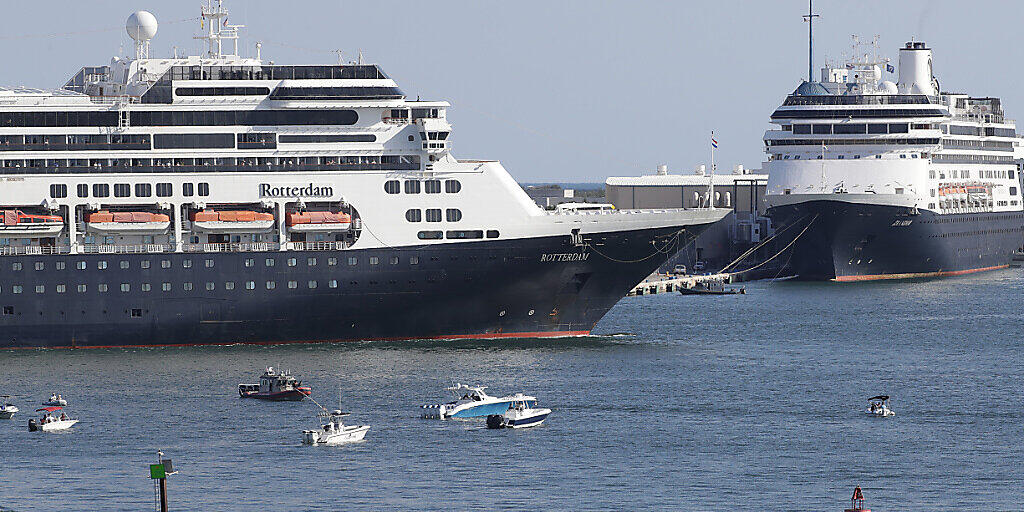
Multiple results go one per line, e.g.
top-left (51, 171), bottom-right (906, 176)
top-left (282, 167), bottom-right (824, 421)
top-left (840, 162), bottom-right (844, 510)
top-left (285, 211), bottom-right (352, 232)
top-left (189, 209), bottom-right (275, 233)
top-left (85, 211), bottom-right (171, 235)
top-left (0, 209), bottom-right (64, 237)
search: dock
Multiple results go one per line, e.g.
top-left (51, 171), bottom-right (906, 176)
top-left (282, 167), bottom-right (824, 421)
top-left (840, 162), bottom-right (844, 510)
top-left (627, 273), bottom-right (733, 296)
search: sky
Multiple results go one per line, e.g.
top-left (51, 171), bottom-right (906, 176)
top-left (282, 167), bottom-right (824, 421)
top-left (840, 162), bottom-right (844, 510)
top-left (2, 0), bottom-right (1022, 182)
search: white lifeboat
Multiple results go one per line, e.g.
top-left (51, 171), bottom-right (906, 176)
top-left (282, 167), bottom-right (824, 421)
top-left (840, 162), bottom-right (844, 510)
top-left (85, 211), bottom-right (171, 235)
top-left (0, 209), bottom-right (64, 237)
top-left (286, 211), bottom-right (351, 232)
top-left (189, 210), bottom-right (275, 233)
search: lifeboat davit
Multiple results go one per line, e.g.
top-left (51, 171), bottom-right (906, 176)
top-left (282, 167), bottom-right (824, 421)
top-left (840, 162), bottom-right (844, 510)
top-left (85, 211), bottom-right (171, 235)
top-left (189, 210), bottom-right (275, 233)
top-left (286, 211), bottom-right (352, 232)
top-left (0, 209), bottom-right (64, 237)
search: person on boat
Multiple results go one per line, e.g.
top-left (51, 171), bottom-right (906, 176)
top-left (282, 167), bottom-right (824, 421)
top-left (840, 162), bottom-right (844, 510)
top-left (60, 412), bottom-right (68, 421)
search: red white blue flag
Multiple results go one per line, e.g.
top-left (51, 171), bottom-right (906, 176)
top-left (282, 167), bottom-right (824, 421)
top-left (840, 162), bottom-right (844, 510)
top-left (711, 135), bottom-right (719, 149)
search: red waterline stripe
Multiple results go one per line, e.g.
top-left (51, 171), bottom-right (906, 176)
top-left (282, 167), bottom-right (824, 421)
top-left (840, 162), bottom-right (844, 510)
top-left (834, 264), bottom-right (1009, 282)
top-left (5, 330), bottom-right (593, 350)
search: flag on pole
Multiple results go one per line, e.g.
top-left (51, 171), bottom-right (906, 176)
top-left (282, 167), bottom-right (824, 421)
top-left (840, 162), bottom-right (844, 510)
top-left (711, 135), bottom-right (719, 149)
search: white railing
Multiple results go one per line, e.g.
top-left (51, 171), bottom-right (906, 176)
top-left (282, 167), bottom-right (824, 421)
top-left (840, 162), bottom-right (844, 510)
top-left (182, 242), bottom-right (277, 253)
top-left (286, 241), bottom-right (348, 251)
top-left (0, 246), bottom-right (71, 256)
top-left (79, 244), bottom-right (171, 254)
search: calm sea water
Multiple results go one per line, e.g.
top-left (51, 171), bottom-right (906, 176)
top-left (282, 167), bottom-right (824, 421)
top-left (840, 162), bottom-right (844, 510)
top-left (1, 269), bottom-right (1022, 511)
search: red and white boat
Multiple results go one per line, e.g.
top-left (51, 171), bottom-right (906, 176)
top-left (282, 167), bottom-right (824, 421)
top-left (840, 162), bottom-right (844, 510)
top-left (0, 209), bottom-right (63, 237)
top-left (189, 209), bottom-right (275, 233)
top-left (85, 211), bottom-right (171, 235)
top-left (286, 211), bottom-right (351, 232)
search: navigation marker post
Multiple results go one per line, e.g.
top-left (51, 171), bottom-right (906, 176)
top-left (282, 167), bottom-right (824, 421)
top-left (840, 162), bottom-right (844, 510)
top-left (150, 450), bottom-right (178, 512)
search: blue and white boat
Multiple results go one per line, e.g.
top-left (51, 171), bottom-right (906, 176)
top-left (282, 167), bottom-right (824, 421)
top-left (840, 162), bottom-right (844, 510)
top-left (420, 384), bottom-right (536, 419)
top-left (486, 396), bottom-right (551, 429)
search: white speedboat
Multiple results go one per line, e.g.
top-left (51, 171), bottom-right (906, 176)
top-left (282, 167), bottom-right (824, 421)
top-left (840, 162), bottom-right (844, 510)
top-left (866, 395), bottom-right (895, 417)
top-left (421, 383), bottom-right (536, 419)
top-left (302, 409), bottom-right (369, 446)
top-left (43, 394), bottom-right (68, 407)
top-left (486, 395), bottom-right (551, 429)
top-left (29, 407), bottom-right (78, 431)
top-left (0, 396), bottom-right (18, 419)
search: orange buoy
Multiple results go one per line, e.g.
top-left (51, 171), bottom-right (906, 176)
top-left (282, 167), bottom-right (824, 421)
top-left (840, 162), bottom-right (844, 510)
top-left (843, 485), bottom-right (870, 512)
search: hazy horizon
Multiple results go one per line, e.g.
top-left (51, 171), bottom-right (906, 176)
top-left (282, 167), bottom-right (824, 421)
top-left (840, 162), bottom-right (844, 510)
top-left (2, 0), bottom-right (1021, 181)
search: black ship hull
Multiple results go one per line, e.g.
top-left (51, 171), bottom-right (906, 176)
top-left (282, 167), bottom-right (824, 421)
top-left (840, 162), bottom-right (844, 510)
top-left (768, 200), bottom-right (1024, 281)
top-left (0, 226), bottom-right (702, 348)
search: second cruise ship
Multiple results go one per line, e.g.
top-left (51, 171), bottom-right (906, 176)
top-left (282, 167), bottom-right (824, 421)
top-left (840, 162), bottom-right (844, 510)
top-left (0, 2), bottom-right (726, 348)
top-left (764, 34), bottom-right (1024, 281)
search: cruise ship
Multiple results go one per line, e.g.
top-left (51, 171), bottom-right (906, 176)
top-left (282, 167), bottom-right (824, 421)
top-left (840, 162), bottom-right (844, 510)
top-left (764, 34), bottom-right (1024, 281)
top-left (0, 2), bottom-right (726, 348)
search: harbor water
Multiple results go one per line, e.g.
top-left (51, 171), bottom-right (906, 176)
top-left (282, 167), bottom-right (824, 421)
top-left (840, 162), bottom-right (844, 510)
top-left (1, 269), bottom-right (1022, 510)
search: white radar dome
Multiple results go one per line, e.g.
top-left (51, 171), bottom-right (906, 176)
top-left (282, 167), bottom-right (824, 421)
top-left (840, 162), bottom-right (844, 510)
top-left (126, 11), bottom-right (158, 42)
top-left (878, 80), bottom-right (898, 95)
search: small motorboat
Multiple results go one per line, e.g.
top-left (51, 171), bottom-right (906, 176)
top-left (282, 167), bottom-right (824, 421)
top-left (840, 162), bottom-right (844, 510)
top-left (486, 395), bottom-right (551, 429)
top-left (238, 367), bottom-right (311, 401)
top-left (28, 407), bottom-right (78, 432)
top-left (421, 383), bottom-right (537, 419)
top-left (678, 280), bottom-right (745, 295)
top-left (866, 395), bottom-right (895, 417)
top-left (43, 393), bottom-right (68, 407)
top-left (301, 409), bottom-right (370, 446)
top-left (0, 395), bottom-right (18, 419)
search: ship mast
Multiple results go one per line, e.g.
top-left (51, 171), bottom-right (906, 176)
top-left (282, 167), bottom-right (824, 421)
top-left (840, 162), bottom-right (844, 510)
top-left (195, 0), bottom-right (245, 58)
top-left (803, 0), bottom-right (820, 82)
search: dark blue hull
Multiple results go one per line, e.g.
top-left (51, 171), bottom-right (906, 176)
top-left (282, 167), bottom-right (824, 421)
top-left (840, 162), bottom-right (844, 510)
top-left (768, 201), bottom-right (1024, 281)
top-left (0, 225), bottom-right (702, 348)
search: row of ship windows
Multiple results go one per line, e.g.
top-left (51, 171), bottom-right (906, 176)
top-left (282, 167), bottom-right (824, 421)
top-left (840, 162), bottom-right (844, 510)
top-left (930, 187), bottom-right (1017, 197)
top-left (0, 133), bottom-right (377, 151)
top-left (771, 108), bottom-right (946, 120)
top-left (2, 279), bottom-right (352, 295)
top-left (767, 138), bottom-right (939, 147)
top-left (0, 110), bottom-right (359, 128)
top-left (7, 255), bottom-right (418, 272)
top-left (3, 155), bottom-right (421, 175)
top-left (773, 152), bottom-right (1015, 165)
top-left (928, 170), bottom-right (1015, 180)
top-left (384, 179), bottom-right (461, 194)
top-left (406, 209), bottom-right (462, 222)
top-left (930, 226), bottom-right (1024, 239)
top-left (946, 125), bottom-right (1016, 137)
top-left (417, 230), bottom-right (499, 240)
top-left (787, 123), bottom-right (914, 135)
top-left (50, 183), bottom-right (210, 199)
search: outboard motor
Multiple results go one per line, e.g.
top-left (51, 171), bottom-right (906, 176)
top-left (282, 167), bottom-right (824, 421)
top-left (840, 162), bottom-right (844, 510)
top-left (486, 414), bottom-right (506, 429)
top-left (28, 419), bottom-right (37, 432)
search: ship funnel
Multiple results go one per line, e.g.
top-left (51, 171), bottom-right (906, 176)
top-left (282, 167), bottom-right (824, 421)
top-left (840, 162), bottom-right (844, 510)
top-left (897, 41), bottom-right (934, 96)
top-left (657, 165), bottom-right (668, 175)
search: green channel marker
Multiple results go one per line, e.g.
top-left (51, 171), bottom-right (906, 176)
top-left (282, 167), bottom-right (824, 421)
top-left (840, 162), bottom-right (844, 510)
top-left (150, 463), bottom-right (166, 479)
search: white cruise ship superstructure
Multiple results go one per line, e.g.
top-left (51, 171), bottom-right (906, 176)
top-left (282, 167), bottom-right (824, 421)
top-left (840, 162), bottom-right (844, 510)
top-left (0, 2), bottom-right (726, 348)
top-left (764, 35), bottom-right (1024, 281)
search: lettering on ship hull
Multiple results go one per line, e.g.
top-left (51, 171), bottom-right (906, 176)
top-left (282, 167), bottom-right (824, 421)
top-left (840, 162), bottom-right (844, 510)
top-left (540, 252), bottom-right (590, 262)
top-left (259, 183), bottom-right (334, 198)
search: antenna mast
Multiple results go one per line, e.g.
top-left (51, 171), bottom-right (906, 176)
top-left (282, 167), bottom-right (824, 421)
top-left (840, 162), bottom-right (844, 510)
top-left (803, 0), bottom-right (820, 82)
top-left (196, 0), bottom-right (245, 58)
